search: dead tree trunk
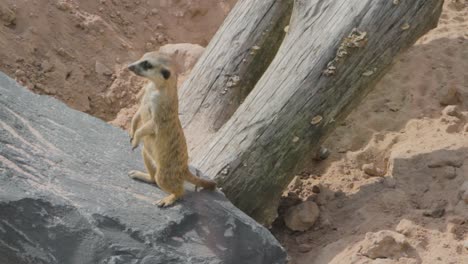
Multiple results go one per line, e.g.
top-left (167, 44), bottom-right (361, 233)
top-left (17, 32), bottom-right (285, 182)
top-left (179, 0), bottom-right (293, 153)
top-left (192, 0), bottom-right (443, 225)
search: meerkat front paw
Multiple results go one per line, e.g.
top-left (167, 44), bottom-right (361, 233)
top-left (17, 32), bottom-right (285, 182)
top-left (131, 137), bottom-right (140, 150)
top-left (128, 170), bottom-right (140, 179)
top-left (154, 195), bottom-right (178, 208)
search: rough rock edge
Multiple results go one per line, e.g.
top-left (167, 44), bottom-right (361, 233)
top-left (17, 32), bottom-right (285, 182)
top-left (0, 72), bottom-right (287, 264)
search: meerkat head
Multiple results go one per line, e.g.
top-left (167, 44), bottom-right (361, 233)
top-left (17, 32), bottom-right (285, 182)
top-left (128, 52), bottom-right (175, 85)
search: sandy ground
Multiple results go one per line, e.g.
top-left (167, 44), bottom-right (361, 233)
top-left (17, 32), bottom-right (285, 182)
top-left (273, 1), bottom-right (468, 263)
top-left (1, 0), bottom-right (467, 263)
top-left (0, 0), bottom-right (235, 122)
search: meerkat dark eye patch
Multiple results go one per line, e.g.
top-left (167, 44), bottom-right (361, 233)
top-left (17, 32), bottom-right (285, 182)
top-left (160, 68), bottom-right (171, 80)
top-left (140, 60), bottom-right (153, 70)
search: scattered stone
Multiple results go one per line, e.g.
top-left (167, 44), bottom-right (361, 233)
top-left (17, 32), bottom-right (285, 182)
top-left (428, 157), bottom-right (464, 168)
top-left (445, 120), bottom-right (462, 134)
top-left (95, 61), bottom-right (113, 76)
top-left (439, 86), bottom-right (461, 106)
top-left (157, 34), bottom-right (166, 43)
top-left (312, 185), bottom-right (321, 194)
top-left (0, 4), bottom-right (16, 26)
top-left (56, 0), bottom-right (73, 11)
top-left (284, 201), bottom-right (320, 231)
top-left (442, 105), bottom-right (462, 118)
top-left (334, 190), bottom-right (345, 198)
top-left (56, 47), bottom-right (68, 57)
top-left (145, 42), bottom-right (153, 50)
top-left (41, 60), bottom-right (55, 72)
top-left (437, 166), bottom-right (458, 180)
top-left (362, 163), bottom-right (384, 177)
top-left (447, 216), bottom-right (466, 225)
top-left (448, 0), bottom-right (466, 12)
top-left (280, 192), bottom-right (302, 210)
top-left (459, 181), bottom-right (468, 204)
top-left (14, 69), bottom-right (26, 78)
top-left (305, 193), bottom-right (318, 202)
top-left (314, 146), bottom-right (330, 161)
top-left (359, 230), bottom-right (415, 260)
top-left (396, 219), bottom-right (418, 236)
top-left (297, 243), bottom-right (314, 253)
top-left (288, 176), bottom-right (303, 190)
top-left (150, 8), bottom-right (159, 15)
top-left (338, 148), bottom-right (347, 153)
top-left (423, 208), bottom-right (445, 218)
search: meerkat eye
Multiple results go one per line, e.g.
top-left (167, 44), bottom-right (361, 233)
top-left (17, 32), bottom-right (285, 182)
top-left (141, 60), bottom-right (153, 70)
top-left (160, 68), bottom-right (171, 80)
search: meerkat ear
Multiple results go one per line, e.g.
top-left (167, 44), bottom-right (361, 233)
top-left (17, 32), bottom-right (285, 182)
top-left (160, 68), bottom-right (171, 80)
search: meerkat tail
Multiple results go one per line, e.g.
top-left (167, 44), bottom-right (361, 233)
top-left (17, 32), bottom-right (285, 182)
top-left (185, 172), bottom-right (216, 190)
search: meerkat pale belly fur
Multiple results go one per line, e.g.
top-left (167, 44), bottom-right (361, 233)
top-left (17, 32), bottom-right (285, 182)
top-left (127, 52), bottom-right (216, 207)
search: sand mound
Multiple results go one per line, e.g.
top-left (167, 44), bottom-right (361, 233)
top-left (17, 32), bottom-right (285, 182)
top-left (0, 0), bottom-right (234, 122)
top-left (274, 2), bottom-right (468, 263)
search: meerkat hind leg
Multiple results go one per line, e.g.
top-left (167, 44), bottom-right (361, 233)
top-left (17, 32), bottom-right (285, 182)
top-left (128, 170), bottom-right (153, 182)
top-left (154, 180), bottom-right (184, 207)
top-left (154, 192), bottom-right (183, 207)
top-left (128, 149), bottom-right (157, 184)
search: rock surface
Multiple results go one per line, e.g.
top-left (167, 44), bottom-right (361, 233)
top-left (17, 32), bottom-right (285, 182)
top-left (359, 231), bottom-right (415, 260)
top-left (284, 201), bottom-right (320, 232)
top-left (0, 73), bottom-right (287, 264)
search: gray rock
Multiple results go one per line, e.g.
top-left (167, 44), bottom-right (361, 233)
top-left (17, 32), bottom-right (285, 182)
top-left (362, 163), bottom-right (385, 177)
top-left (0, 73), bottom-right (287, 264)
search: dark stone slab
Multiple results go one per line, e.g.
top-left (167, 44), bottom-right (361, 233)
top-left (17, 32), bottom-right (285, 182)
top-left (0, 73), bottom-right (287, 264)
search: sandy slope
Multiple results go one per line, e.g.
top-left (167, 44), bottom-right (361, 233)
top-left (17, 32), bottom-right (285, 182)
top-left (0, 0), bottom-right (234, 122)
top-left (273, 1), bottom-right (468, 263)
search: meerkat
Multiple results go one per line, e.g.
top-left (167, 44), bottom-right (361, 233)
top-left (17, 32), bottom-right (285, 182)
top-left (127, 52), bottom-right (216, 207)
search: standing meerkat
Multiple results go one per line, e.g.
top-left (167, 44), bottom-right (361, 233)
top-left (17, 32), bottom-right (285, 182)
top-left (127, 52), bottom-right (216, 207)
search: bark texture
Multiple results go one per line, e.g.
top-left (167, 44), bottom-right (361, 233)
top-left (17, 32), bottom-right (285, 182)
top-left (193, 0), bottom-right (444, 225)
top-left (179, 0), bottom-right (293, 153)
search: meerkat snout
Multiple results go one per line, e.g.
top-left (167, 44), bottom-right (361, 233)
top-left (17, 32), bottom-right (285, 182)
top-left (128, 60), bottom-right (153, 76)
top-left (128, 63), bottom-right (136, 71)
